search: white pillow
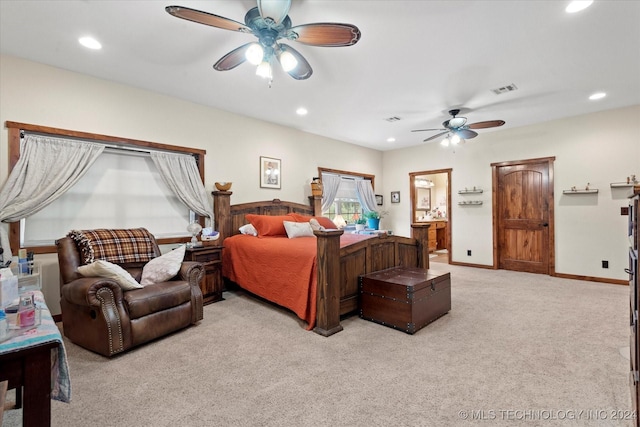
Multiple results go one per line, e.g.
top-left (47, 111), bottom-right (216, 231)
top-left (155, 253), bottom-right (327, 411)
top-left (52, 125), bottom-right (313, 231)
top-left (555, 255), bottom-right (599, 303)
top-left (309, 218), bottom-right (325, 231)
top-left (78, 260), bottom-right (142, 291)
top-left (283, 221), bottom-right (315, 238)
top-left (239, 223), bottom-right (258, 236)
top-left (140, 244), bottom-right (186, 286)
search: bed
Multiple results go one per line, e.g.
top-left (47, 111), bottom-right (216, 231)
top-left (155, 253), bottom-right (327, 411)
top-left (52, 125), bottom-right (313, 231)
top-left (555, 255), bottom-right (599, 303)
top-left (212, 191), bottom-right (431, 336)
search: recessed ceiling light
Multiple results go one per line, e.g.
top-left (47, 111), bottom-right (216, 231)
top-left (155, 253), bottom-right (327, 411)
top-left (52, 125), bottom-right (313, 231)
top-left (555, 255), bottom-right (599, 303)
top-left (79, 36), bottom-right (102, 50)
top-left (589, 92), bottom-right (606, 100)
top-left (387, 137), bottom-right (396, 143)
top-left (296, 107), bottom-right (308, 116)
top-left (566, 1), bottom-right (593, 13)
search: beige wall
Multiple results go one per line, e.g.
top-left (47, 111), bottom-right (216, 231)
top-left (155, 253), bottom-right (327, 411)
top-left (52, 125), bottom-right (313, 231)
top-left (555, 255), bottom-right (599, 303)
top-left (0, 55), bottom-right (383, 314)
top-left (382, 104), bottom-right (640, 281)
top-left (2, 54), bottom-right (637, 313)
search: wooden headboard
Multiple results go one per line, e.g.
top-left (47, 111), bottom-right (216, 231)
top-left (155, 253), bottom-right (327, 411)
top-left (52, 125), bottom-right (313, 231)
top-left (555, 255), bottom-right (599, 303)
top-left (212, 192), bottom-right (322, 240)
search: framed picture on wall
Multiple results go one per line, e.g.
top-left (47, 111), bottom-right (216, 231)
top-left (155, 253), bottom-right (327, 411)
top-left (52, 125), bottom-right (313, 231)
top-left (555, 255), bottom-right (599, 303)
top-left (260, 156), bottom-right (281, 189)
top-left (375, 194), bottom-right (383, 205)
top-left (391, 191), bottom-right (400, 203)
top-left (418, 188), bottom-right (431, 209)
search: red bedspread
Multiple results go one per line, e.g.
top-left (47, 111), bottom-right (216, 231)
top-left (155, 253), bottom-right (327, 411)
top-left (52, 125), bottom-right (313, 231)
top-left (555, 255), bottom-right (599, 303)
top-left (222, 233), bottom-right (375, 330)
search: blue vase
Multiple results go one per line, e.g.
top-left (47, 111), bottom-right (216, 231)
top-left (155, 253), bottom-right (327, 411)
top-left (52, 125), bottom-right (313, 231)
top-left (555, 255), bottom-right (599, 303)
top-left (367, 218), bottom-right (380, 230)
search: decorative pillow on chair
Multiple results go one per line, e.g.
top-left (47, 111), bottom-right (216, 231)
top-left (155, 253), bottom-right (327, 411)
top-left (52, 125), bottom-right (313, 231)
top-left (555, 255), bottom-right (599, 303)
top-left (283, 221), bottom-right (315, 238)
top-left (78, 260), bottom-right (143, 291)
top-left (140, 244), bottom-right (186, 286)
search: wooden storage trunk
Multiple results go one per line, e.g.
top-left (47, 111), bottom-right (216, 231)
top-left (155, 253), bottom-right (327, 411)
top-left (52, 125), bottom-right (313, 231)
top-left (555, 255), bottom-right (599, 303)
top-left (359, 266), bottom-right (451, 334)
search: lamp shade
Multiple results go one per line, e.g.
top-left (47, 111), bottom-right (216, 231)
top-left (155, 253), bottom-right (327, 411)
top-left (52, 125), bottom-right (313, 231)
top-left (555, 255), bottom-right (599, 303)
top-left (333, 214), bottom-right (347, 229)
top-left (278, 49), bottom-right (298, 72)
top-left (257, 0), bottom-right (291, 24)
top-left (245, 43), bottom-right (264, 65)
top-left (256, 61), bottom-right (273, 79)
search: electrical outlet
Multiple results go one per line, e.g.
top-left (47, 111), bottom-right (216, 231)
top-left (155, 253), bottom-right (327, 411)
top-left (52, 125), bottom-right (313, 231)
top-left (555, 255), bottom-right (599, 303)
top-left (467, 250), bottom-right (472, 256)
top-left (602, 260), bottom-right (609, 269)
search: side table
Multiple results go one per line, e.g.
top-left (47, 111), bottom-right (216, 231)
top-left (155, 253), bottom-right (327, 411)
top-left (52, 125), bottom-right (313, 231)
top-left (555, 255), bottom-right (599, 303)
top-left (0, 291), bottom-right (71, 426)
top-left (184, 245), bottom-right (224, 304)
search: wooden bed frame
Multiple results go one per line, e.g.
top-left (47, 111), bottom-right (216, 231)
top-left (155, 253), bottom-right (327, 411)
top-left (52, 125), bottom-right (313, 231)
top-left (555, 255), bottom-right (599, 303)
top-left (212, 191), bottom-right (431, 336)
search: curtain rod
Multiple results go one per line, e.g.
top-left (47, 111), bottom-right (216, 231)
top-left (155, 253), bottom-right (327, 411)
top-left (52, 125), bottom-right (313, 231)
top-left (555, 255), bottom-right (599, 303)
top-left (321, 172), bottom-right (369, 181)
top-left (21, 131), bottom-right (194, 157)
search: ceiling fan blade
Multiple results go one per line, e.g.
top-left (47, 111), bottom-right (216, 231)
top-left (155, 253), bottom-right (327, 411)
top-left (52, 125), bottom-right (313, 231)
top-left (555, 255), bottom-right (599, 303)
top-left (457, 129), bottom-right (478, 139)
top-left (411, 128), bottom-right (446, 133)
top-left (213, 43), bottom-right (253, 71)
top-left (289, 23), bottom-right (361, 46)
top-left (422, 131), bottom-right (449, 143)
top-left (277, 44), bottom-right (312, 80)
top-left (166, 6), bottom-right (252, 33)
top-left (467, 120), bottom-right (505, 129)
top-left (257, 0), bottom-right (291, 24)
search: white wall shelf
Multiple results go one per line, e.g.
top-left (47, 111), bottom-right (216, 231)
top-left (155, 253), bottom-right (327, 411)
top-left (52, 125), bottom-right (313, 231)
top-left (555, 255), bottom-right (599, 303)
top-left (562, 189), bottom-right (599, 194)
top-left (458, 189), bottom-right (483, 194)
top-left (611, 182), bottom-right (636, 188)
top-left (458, 201), bottom-right (483, 205)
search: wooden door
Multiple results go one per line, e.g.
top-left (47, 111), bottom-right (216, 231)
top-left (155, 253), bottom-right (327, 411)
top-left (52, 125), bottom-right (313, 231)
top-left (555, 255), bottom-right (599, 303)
top-left (493, 158), bottom-right (555, 274)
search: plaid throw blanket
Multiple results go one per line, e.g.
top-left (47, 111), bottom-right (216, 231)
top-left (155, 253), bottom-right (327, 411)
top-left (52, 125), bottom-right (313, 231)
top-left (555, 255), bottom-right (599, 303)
top-left (68, 228), bottom-right (157, 264)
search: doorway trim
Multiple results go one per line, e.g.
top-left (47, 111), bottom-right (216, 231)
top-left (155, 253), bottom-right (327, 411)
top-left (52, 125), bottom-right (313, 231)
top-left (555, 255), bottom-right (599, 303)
top-left (491, 156), bottom-right (556, 274)
top-left (409, 168), bottom-right (452, 264)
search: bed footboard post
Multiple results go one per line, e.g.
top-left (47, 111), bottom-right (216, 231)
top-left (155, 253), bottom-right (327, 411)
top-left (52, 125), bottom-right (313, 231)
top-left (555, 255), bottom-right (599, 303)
top-left (213, 191), bottom-right (232, 240)
top-left (411, 223), bottom-right (431, 269)
top-left (314, 229), bottom-right (344, 336)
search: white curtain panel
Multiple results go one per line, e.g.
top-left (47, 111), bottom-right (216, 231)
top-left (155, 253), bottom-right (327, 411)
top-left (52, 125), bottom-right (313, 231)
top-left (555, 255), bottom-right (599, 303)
top-left (0, 135), bottom-right (105, 258)
top-left (150, 152), bottom-right (213, 224)
top-left (320, 173), bottom-right (341, 212)
top-left (355, 179), bottom-right (378, 213)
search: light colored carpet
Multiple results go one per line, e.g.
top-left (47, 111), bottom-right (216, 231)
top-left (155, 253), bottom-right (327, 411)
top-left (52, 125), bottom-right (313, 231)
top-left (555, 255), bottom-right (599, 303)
top-left (2, 265), bottom-right (633, 426)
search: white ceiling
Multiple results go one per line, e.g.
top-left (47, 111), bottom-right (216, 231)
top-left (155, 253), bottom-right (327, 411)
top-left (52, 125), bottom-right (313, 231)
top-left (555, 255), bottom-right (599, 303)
top-left (1, 1), bottom-right (639, 151)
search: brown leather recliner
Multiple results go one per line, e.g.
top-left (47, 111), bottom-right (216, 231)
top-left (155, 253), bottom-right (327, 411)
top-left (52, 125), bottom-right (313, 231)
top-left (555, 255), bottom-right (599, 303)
top-left (56, 229), bottom-right (204, 357)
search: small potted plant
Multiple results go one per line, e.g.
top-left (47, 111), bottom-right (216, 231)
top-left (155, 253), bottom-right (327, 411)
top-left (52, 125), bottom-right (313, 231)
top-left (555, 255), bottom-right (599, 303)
top-left (355, 217), bottom-right (367, 231)
top-left (363, 210), bottom-right (383, 230)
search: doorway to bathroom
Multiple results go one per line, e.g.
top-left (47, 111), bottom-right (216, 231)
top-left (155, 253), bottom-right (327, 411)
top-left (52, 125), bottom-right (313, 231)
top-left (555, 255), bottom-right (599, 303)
top-left (409, 169), bottom-right (452, 264)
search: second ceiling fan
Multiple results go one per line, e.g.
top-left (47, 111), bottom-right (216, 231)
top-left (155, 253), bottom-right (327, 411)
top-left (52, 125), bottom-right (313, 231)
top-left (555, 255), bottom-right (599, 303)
top-left (412, 109), bottom-right (505, 145)
top-left (166, 0), bottom-right (361, 81)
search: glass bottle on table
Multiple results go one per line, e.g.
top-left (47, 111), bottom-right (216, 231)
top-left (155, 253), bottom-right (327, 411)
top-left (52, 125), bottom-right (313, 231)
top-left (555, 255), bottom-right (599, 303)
top-left (17, 295), bottom-right (35, 327)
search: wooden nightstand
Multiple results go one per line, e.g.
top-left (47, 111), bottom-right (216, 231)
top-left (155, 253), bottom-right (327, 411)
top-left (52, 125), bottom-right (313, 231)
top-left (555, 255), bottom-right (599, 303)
top-left (184, 245), bottom-right (223, 304)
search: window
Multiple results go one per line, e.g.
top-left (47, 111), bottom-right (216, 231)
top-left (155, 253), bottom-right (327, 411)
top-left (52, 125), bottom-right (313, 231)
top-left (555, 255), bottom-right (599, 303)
top-left (6, 121), bottom-right (206, 253)
top-left (318, 167), bottom-right (375, 226)
top-left (323, 177), bottom-right (363, 225)
top-left (21, 149), bottom-right (192, 247)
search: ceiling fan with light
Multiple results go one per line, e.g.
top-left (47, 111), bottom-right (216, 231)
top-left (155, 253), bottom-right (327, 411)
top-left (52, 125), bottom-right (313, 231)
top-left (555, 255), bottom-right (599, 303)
top-left (412, 109), bottom-right (505, 146)
top-left (165, 0), bottom-right (361, 81)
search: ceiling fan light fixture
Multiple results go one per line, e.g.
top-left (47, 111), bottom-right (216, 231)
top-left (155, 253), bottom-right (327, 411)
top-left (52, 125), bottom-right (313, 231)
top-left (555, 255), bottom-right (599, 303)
top-left (256, 61), bottom-right (273, 79)
top-left (441, 136), bottom-right (450, 147)
top-left (449, 117), bottom-right (467, 128)
top-left (278, 49), bottom-right (298, 71)
top-left (451, 134), bottom-right (461, 145)
top-left (245, 43), bottom-right (264, 65)
top-left (257, 0), bottom-right (291, 25)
